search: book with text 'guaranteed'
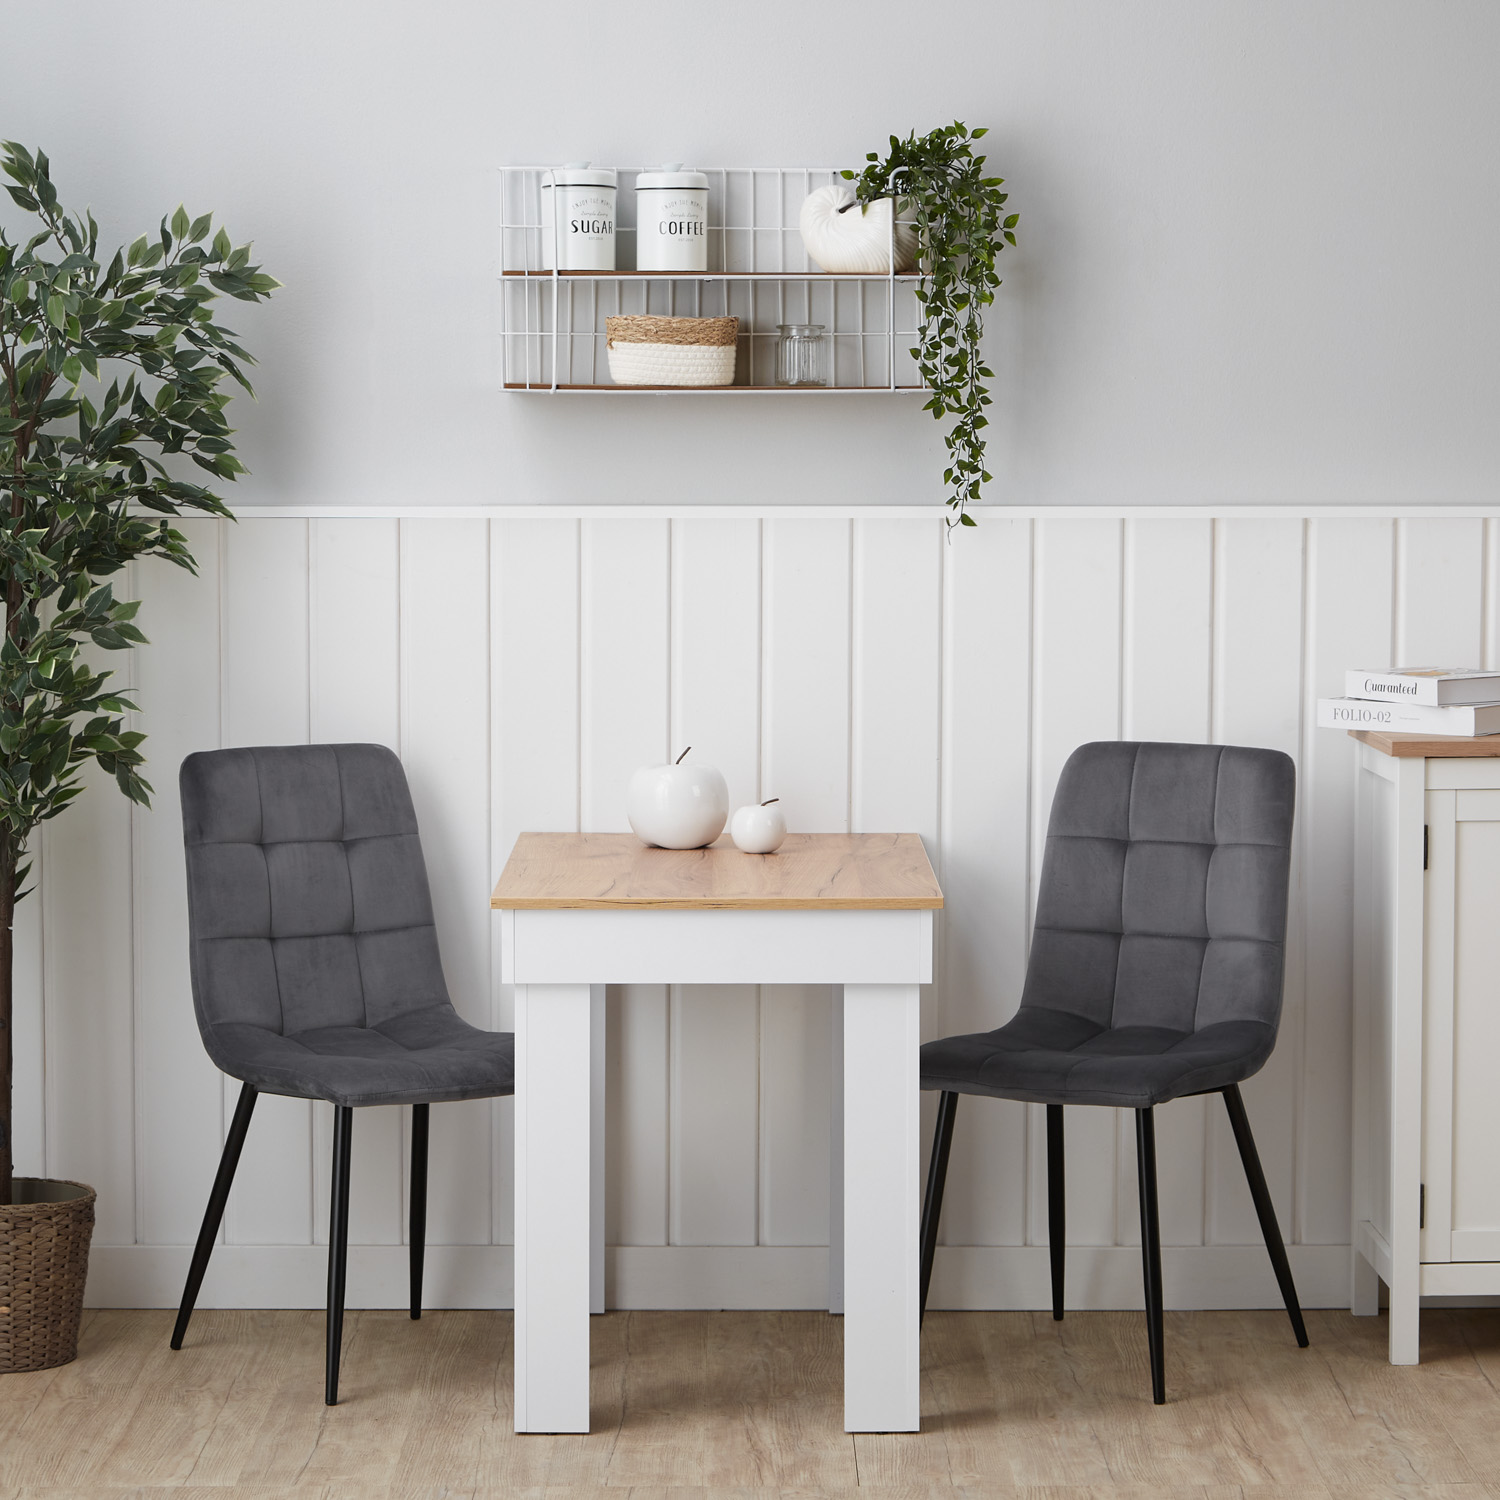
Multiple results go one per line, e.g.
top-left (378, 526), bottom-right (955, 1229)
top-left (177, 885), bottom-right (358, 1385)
top-left (1319, 696), bottom-right (1500, 736)
top-left (1345, 667), bottom-right (1500, 705)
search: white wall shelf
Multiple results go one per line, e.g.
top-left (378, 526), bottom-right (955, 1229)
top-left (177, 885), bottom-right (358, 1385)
top-left (499, 166), bottom-right (928, 393)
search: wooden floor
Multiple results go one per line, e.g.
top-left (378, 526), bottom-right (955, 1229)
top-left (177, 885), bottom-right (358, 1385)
top-left (1, 1307), bottom-right (1498, 1498)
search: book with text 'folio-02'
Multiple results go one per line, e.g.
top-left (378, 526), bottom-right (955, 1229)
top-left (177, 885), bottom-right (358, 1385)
top-left (1345, 668), bottom-right (1500, 705)
top-left (1319, 697), bottom-right (1500, 736)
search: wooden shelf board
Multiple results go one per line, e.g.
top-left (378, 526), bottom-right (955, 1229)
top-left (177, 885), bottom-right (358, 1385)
top-left (503, 382), bottom-right (925, 393)
top-left (501, 269), bottom-right (922, 281)
top-left (1350, 729), bottom-right (1500, 758)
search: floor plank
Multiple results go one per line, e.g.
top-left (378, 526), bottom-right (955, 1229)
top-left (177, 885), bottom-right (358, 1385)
top-left (3, 1308), bottom-right (1500, 1498)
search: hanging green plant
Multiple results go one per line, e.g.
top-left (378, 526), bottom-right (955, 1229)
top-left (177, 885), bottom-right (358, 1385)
top-left (844, 122), bottom-right (1016, 528)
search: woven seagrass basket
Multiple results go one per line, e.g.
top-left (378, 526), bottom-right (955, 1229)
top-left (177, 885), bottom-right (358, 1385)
top-left (0, 1178), bottom-right (95, 1372)
top-left (606, 315), bottom-right (738, 387)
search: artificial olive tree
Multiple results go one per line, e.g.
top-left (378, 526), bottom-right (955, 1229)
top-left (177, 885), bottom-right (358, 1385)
top-left (0, 143), bottom-right (277, 1203)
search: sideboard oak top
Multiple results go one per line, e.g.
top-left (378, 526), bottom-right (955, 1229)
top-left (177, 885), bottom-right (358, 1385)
top-left (1351, 730), bottom-right (1500, 759)
top-left (491, 831), bottom-right (944, 910)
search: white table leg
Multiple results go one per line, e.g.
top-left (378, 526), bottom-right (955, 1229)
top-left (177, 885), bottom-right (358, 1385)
top-left (514, 982), bottom-right (593, 1433)
top-left (591, 984), bottom-right (606, 1316)
top-left (842, 982), bottom-right (920, 1433)
top-left (829, 986), bottom-right (844, 1315)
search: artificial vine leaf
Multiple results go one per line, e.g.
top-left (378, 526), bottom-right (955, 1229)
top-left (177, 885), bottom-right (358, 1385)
top-left (848, 122), bottom-right (1016, 529)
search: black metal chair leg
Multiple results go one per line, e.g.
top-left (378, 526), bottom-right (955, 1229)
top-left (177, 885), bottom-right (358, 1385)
top-left (1046, 1104), bottom-right (1065, 1321)
top-left (326, 1105), bottom-right (354, 1405)
top-left (171, 1082), bottom-right (258, 1350)
top-left (919, 1090), bottom-right (960, 1327)
top-left (409, 1103), bottom-right (429, 1320)
top-left (1135, 1107), bottom-right (1166, 1404)
top-left (1222, 1084), bottom-right (1310, 1348)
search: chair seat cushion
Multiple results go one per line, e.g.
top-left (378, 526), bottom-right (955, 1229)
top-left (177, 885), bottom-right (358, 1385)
top-left (206, 1001), bottom-right (514, 1108)
top-left (919, 1010), bottom-right (1275, 1109)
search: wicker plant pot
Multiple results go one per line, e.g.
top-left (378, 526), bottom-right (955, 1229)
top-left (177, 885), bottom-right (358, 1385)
top-left (606, 315), bottom-right (738, 387)
top-left (0, 1179), bottom-right (95, 1373)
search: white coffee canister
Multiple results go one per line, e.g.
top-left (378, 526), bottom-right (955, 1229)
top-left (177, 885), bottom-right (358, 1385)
top-left (541, 164), bottom-right (617, 272)
top-left (635, 165), bottom-right (709, 272)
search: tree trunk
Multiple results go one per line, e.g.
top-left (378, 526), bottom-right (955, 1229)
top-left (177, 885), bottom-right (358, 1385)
top-left (0, 840), bottom-right (14, 1206)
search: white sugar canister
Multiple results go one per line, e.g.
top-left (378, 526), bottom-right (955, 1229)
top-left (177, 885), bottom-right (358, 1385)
top-left (634, 165), bottom-right (708, 272)
top-left (541, 164), bottom-right (617, 272)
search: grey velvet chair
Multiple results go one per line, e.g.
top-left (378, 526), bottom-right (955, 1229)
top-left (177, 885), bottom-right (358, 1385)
top-left (169, 743), bottom-right (514, 1405)
top-left (918, 741), bottom-right (1308, 1404)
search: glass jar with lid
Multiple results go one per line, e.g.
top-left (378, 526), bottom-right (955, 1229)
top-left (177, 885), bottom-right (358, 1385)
top-left (775, 324), bottom-right (831, 388)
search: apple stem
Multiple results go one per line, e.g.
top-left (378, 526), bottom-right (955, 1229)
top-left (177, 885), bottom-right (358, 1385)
top-left (761, 798), bottom-right (779, 805)
top-left (675, 747), bottom-right (691, 765)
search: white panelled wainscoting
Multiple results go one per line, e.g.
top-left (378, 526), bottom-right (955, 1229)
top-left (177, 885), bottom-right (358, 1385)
top-left (13, 505), bottom-right (1497, 1313)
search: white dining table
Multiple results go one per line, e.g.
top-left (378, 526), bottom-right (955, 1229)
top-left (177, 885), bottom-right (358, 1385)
top-left (492, 830), bottom-right (943, 1434)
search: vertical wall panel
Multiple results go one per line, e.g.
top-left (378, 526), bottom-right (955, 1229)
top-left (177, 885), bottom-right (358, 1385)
top-left (670, 517), bottom-right (760, 806)
top-left (607, 984), bottom-right (669, 1246)
top-left (1210, 518), bottom-right (1305, 1245)
top-left (760, 519), bottom-right (852, 1252)
top-left (940, 517), bottom-right (1032, 1248)
top-left (670, 986), bottom-right (759, 1245)
top-left (758, 984), bottom-right (832, 1246)
top-left (10, 857), bottom-right (44, 1178)
top-left (668, 520), bottom-right (764, 1246)
top-left (309, 519), bottom-right (403, 1248)
top-left (493, 517), bottom-right (582, 1245)
top-left (581, 520), bottom-right (672, 1249)
top-left (221, 518), bottom-right (313, 1247)
top-left (131, 522), bottom-right (225, 1246)
top-left (761, 519), bottom-right (851, 833)
top-left (1030, 519), bottom-right (1124, 1247)
top-left (1397, 516), bottom-right (1485, 665)
top-left (43, 741), bottom-right (135, 1243)
top-left (851, 518), bottom-right (943, 841)
top-left (580, 518), bottom-right (670, 829)
top-left (1486, 519), bottom-right (1500, 671)
top-left (1117, 518), bottom-right (1215, 1247)
top-left (1301, 518), bottom-right (1394, 1244)
top-left (401, 519), bottom-right (492, 1250)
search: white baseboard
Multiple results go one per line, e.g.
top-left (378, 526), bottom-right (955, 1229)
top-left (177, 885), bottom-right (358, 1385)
top-left (85, 1242), bottom-right (1354, 1312)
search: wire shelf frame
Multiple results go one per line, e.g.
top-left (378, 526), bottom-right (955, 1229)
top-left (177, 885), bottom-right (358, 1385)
top-left (499, 167), bottom-right (928, 393)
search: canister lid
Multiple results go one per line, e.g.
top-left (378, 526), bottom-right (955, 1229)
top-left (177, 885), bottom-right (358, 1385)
top-left (636, 165), bottom-right (709, 190)
top-left (544, 163), bottom-right (617, 188)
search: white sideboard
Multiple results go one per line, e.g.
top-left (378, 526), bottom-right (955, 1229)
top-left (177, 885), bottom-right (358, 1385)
top-left (1352, 729), bottom-right (1500, 1362)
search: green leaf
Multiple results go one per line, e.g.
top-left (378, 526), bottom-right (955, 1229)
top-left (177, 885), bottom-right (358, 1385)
top-left (171, 204), bottom-right (190, 239)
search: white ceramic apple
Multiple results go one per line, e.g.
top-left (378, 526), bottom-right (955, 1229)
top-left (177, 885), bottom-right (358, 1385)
top-left (730, 797), bottom-right (787, 854)
top-left (627, 747), bottom-right (729, 849)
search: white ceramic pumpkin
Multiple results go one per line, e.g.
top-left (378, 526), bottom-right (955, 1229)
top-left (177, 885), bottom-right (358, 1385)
top-left (798, 184), bottom-right (918, 274)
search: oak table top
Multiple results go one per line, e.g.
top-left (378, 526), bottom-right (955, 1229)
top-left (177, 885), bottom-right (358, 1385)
top-left (1350, 729), bottom-right (1500, 759)
top-left (491, 831), bottom-right (944, 911)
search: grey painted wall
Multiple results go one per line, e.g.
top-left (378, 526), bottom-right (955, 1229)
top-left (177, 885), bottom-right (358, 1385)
top-left (3, 0), bottom-right (1497, 508)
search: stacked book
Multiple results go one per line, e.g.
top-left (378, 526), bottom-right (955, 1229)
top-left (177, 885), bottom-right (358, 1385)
top-left (1318, 669), bottom-right (1500, 736)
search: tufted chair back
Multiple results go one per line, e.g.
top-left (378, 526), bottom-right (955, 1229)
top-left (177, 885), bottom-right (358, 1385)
top-left (1022, 741), bottom-right (1295, 1036)
top-left (179, 743), bottom-right (450, 1045)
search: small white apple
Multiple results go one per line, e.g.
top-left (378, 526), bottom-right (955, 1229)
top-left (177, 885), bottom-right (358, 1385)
top-left (627, 747), bottom-right (729, 849)
top-left (730, 798), bottom-right (787, 854)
